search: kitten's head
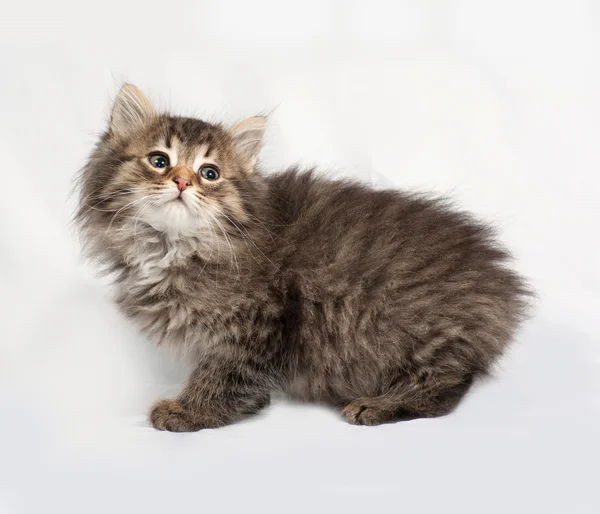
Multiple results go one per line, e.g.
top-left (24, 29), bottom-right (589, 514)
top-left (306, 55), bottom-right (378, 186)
top-left (76, 84), bottom-right (265, 251)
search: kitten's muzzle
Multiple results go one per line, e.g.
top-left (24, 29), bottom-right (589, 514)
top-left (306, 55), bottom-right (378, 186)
top-left (173, 176), bottom-right (192, 192)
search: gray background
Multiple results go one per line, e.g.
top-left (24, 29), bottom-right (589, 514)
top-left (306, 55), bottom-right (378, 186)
top-left (1, 1), bottom-right (599, 513)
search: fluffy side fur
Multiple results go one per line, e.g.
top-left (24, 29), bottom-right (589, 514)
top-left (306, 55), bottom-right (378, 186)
top-left (75, 85), bottom-right (531, 431)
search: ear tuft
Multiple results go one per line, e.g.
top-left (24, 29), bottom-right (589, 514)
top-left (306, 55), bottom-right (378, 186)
top-left (110, 84), bottom-right (155, 137)
top-left (229, 117), bottom-right (265, 172)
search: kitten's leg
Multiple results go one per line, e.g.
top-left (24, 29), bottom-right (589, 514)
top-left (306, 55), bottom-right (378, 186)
top-left (340, 373), bottom-right (475, 426)
top-left (150, 346), bottom-right (275, 432)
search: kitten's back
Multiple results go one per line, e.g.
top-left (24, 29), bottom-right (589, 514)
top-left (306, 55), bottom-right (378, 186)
top-left (265, 168), bottom-right (530, 397)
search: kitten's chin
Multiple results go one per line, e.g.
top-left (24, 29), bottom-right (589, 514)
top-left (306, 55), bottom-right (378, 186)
top-left (143, 201), bottom-right (204, 240)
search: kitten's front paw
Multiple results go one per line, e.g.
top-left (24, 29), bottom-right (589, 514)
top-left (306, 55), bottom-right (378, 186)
top-left (149, 399), bottom-right (201, 432)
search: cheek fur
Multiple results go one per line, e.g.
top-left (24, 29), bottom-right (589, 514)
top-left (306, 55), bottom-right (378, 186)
top-left (206, 184), bottom-right (249, 224)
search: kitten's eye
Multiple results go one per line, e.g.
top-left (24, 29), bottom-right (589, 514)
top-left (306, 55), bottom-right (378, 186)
top-left (200, 166), bottom-right (220, 181)
top-left (148, 153), bottom-right (170, 169)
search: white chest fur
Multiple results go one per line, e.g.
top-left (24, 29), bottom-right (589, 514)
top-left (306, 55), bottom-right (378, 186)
top-left (117, 239), bottom-right (208, 352)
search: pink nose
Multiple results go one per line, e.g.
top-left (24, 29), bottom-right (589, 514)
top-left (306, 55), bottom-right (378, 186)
top-left (173, 176), bottom-right (192, 192)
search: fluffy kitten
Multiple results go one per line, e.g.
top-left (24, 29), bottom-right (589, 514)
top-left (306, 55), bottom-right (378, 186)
top-left (75, 84), bottom-right (531, 431)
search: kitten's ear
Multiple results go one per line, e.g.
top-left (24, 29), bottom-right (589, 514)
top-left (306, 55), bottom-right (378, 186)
top-left (110, 84), bottom-right (156, 137)
top-left (229, 117), bottom-right (265, 172)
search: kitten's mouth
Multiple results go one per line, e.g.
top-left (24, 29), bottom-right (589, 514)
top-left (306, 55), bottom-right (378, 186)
top-left (170, 193), bottom-right (191, 211)
top-left (162, 189), bottom-right (191, 211)
top-left (169, 190), bottom-right (186, 203)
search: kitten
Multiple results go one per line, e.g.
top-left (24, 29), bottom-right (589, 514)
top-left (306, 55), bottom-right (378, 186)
top-left (75, 84), bottom-right (531, 431)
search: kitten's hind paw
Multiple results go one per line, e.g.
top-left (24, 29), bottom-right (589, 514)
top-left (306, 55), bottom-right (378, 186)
top-left (340, 401), bottom-right (387, 426)
top-left (149, 399), bottom-right (202, 432)
top-left (340, 399), bottom-right (420, 426)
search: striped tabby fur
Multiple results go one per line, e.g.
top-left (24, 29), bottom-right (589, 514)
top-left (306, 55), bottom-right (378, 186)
top-left (75, 85), bottom-right (531, 431)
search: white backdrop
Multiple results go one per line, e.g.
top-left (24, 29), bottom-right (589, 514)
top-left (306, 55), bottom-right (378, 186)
top-left (1, 1), bottom-right (599, 513)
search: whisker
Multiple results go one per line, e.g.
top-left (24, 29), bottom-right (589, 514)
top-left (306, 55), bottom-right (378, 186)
top-left (204, 209), bottom-right (239, 277)
top-left (106, 195), bottom-right (154, 233)
top-left (193, 209), bottom-right (218, 279)
top-left (131, 197), bottom-right (155, 243)
top-left (240, 211), bottom-right (282, 243)
top-left (220, 211), bottom-right (281, 273)
top-left (79, 188), bottom-right (150, 216)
